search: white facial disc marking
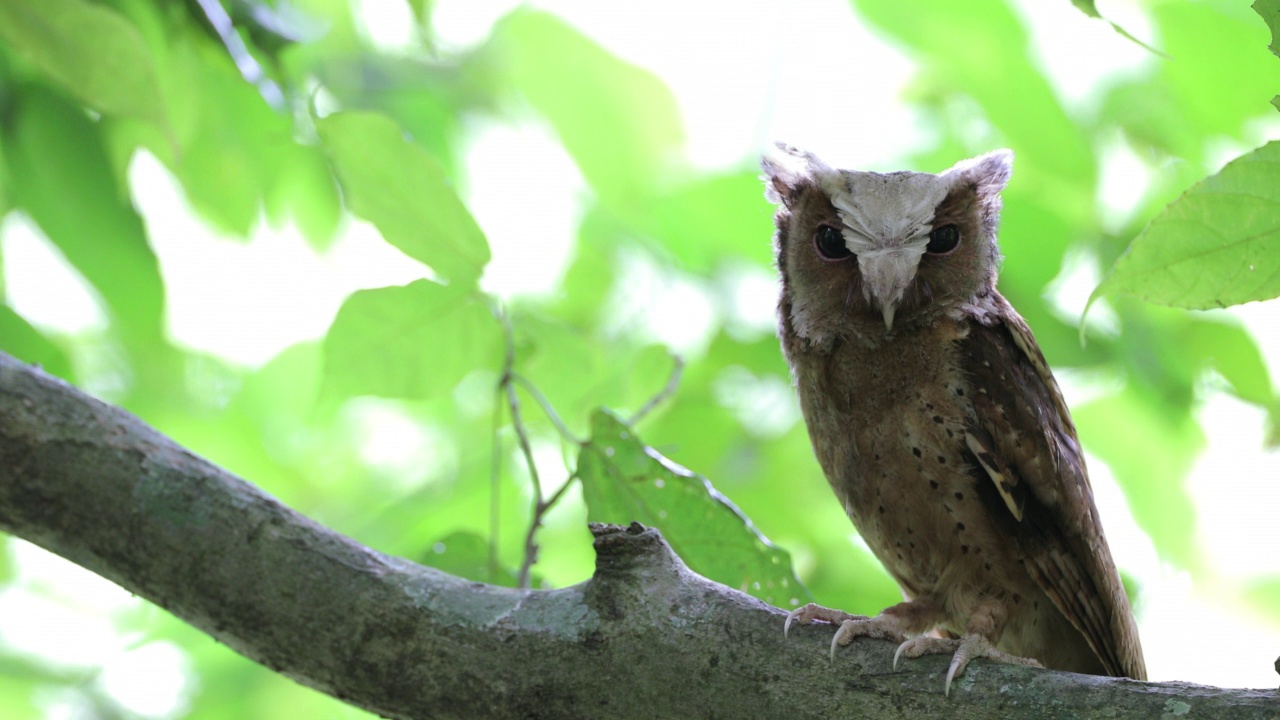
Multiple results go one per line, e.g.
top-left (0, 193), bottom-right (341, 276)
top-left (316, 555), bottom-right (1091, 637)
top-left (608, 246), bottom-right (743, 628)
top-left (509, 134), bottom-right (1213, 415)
top-left (814, 169), bottom-right (952, 326)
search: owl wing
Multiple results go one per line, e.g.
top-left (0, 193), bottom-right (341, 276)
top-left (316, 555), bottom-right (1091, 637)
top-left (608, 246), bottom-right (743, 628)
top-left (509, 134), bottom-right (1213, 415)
top-left (959, 291), bottom-right (1146, 680)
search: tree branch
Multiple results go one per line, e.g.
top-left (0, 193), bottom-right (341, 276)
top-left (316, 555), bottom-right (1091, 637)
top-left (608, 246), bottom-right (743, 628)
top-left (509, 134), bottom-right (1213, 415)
top-left (0, 352), bottom-right (1273, 719)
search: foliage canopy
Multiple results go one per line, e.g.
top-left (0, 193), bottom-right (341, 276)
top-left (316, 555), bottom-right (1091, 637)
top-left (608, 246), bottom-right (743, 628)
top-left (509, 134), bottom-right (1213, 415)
top-left (0, 0), bottom-right (1278, 715)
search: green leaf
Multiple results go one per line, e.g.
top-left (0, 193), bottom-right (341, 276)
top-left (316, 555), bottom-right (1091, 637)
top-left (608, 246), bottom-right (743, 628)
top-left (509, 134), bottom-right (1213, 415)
top-left (515, 313), bottom-right (674, 437)
top-left (489, 10), bottom-right (684, 211)
top-left (418, 530), bottom-right (522, 588)
top-left (5, 88), bottom-right (167, 352)
top-left (0, 0), bottom-right (168, 130)
top-left (1154, 3), bottom-right (1279, 140)
top-left (323, 280), bottom-right (501, 400)
top-left (1256, 0), bottom-right (1280, 58)
top-left (853, 0), bottom-right (1094, 189)
top-left (406, 0), bottom-right (432, 27)
top-left (1184, 319), bottom-right (1275, 409)
top-left (164, 36), bottom-right (295, 238)
top-left (0, 130), bottom-right (8, 215)
top-left (1070, 0), bottom-right (1165, 56)
top-left (636, 170), bottom-right (776, 271)
top-left (1074, 386), bottom-right (1203, 568)
top-left (265, 142), bottom-right (343, 251)
top-left (317, 111), bottom-right (490, 284)
top-left (578, 409), bottom-right (811, 608)
top-left (1094, 142), bottom-right (1280, 309)
top-left (0, 305), bottom-right (72, 380)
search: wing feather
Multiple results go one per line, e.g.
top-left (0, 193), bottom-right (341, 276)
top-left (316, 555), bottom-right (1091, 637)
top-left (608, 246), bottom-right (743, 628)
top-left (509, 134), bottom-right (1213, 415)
top-left (960, 292), bottom-right (1146, 680)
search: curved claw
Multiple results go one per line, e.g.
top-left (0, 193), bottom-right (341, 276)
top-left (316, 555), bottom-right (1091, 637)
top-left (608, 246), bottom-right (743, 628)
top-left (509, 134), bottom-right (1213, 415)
top-left (829, 632), bottom-right (841, 662)
top-left (945, 653), bottom-right (967, 697)
top-left (893, 639), bottom-right (911, 671)
top-left (784, 612), bottom-right (796, 639)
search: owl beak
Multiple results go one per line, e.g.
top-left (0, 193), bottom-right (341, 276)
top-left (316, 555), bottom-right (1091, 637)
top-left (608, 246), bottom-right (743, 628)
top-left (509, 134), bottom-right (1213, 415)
top-left (858, 247), bottom-right (925, 332)
top-left (880, 305), bottom-right (897, 332)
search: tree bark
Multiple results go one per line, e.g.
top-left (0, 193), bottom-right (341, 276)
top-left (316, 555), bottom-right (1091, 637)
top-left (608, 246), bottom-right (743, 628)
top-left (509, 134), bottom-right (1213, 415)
top-left (0, 351), bottom-right (1275, 719)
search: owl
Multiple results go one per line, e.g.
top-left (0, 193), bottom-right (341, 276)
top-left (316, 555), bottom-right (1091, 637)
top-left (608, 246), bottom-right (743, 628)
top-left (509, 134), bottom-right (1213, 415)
top-left (762, 145), bottom-right (1145, 693)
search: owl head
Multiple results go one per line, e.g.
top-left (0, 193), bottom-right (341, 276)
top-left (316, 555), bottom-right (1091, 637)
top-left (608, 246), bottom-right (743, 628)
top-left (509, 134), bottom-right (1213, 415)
top-left (763, 145), bottom-right (1012, 343)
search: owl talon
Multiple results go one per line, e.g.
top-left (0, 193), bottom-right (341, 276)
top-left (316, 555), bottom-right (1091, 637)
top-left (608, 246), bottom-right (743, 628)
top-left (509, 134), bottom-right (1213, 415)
top-left (894, 633), bottom-right (1043, 696)
top-left (783, 602), bottom-right (862, 639)
top-left (892, 638), bottom-right (912, 671)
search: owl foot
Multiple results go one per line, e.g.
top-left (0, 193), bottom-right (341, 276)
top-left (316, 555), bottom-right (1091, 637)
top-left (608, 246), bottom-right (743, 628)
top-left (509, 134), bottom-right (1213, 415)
top-left (783, 602), bottom-right (863, 639)
top-left (893, 633), bottom-right (1043, 696)
top-left (783, 603), bottom-right (909, 661)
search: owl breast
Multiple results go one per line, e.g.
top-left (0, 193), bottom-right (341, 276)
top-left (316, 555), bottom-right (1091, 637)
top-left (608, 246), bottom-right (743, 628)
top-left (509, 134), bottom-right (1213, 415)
top-left (790, 318), bottom-right (1030, 622)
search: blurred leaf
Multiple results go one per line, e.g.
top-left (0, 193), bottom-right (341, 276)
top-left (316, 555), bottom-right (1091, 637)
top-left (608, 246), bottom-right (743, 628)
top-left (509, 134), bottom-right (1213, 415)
top-left (1185, 319), bottom-right (1276, 409)
top-left (0, 131), bottom-right (7, 215)
top-left (418, 530), bottom-right (522, 587)
top-left (1074, 386), bottom-right (1203, 567)
top-left (0, 658), bottom-right (42, 720)
top-left (515, 313), bottom-right (673, 436)
top-left (1070, 0), bottom-right (1164, 55)
top-left (552, 213), bottom-right (618, 327)
top-left (174, 38), bottom-right (294, 237)
top-left (1094, 142), bottom-right (1280, 309)
top-left (854, 0), bottom-right (1094, 189)
top-left (578, 409), bottom-right (811, 608)
top-left (1156, 3), bottom-right (1279, 139)
top-left (405, 0), bottom-right (431, 27)
top-left (0, 0), bottom-right (168, 130)
top-left (636, 170), bottom-right (775, 272)
top-left (317, 110), bottom-right (490, 284)
top-left (323, 280), bottom-right (502, 400)
top-left (234, 341), bottom-right (326, 428)
top-left (0, 305), bottom-right (71, 380)
top-left (5, 87), bottom-right (167, 352)
top-left (264, 142), bottom-right (343, 251)
top-left (1257, 0), bottom-right (1280, 57)
top-left (1243, 574), bottom-right (1280, 619)
top-left (1099, 81), bottom-right (1203, 158)
top-left (489, 10), bottom-right (683, 211)
top-left (1255, 0), bottom-right (1280, 109)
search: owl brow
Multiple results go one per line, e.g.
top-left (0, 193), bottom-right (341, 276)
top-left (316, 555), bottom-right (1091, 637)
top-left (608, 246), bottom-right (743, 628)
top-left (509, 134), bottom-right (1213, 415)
top-left (930, 184), bottom-right (979, 226)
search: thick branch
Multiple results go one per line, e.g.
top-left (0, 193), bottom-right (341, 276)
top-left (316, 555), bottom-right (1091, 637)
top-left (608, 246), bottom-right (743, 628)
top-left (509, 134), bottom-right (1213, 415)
top-left (0, 352), bottom-right (1274, 719)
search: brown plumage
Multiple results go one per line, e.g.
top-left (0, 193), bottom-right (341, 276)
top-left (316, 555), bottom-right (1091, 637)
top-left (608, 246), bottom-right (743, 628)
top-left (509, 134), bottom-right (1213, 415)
top-left (762, 145), bottom-right (1145, 692)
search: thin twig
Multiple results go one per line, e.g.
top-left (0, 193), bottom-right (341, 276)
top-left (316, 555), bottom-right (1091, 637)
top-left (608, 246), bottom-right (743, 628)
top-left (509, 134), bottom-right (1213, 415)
top-left (487, 384), bottom-right (504, 582)
top-left (515, 474), bottom-right (579, 590)
top-left (496, 306), bottom-right (545, 588)
top-left (508, 376), bottom-right (542, 590)
top-left (511, 373), bottom-right (584, 444)
top-left (499, 327), bottom-right (540, 502)
top-left (628, 354), bottom-right (686, 425)
top-left (543, 474), bottom-right (578, 510)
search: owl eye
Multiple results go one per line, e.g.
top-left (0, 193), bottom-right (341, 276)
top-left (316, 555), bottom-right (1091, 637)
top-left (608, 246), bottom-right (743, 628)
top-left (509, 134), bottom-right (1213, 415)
top-left (814, 225), bottom-right (852, 261)
top-left (926, 224), bottom-right (960, 255)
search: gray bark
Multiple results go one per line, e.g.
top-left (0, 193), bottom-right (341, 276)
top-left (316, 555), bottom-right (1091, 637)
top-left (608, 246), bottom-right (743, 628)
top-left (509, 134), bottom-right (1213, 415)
top-left (0, 350), bottom-right (1276, 719)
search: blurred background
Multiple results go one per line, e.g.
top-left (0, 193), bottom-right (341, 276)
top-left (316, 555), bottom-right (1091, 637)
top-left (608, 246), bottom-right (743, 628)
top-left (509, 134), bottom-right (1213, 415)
top-left (1, 0), bottom-right (1279, 716)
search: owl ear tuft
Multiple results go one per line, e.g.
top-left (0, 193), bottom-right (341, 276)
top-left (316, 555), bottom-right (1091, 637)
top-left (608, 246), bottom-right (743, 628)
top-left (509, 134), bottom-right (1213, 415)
top-left (762, 143), bottom-right (829, 208)
top-left (944, 149), bottom-right (1013, 197)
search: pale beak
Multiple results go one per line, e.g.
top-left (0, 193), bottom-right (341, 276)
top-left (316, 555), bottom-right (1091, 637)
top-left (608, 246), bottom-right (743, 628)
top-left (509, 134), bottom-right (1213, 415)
top-left (880, 305), bottom-right (897, 333)
top-left (857, 247), bottom-right (925, 333)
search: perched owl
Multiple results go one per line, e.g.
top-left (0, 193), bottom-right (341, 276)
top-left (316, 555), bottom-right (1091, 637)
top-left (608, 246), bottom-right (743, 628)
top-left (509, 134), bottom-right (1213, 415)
top-left (762, 145), bottom-right (1145, 693)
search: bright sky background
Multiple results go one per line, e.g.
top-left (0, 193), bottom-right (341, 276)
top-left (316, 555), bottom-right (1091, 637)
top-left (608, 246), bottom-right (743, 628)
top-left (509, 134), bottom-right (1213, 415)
top-left (2, 0), bottom-right (1280, 714)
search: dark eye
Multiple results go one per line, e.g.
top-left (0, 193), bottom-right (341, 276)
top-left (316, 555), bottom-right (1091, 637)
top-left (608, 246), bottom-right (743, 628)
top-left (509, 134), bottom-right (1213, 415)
top-left (814, 225), bottom-right (851, 260)
top-left (926, 224), bottom-right (960, 255)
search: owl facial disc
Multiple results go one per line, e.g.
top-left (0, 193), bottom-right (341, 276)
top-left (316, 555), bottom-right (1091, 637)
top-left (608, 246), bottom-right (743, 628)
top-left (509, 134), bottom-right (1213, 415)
top-left (818, 170), bottom-right (950, 332)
